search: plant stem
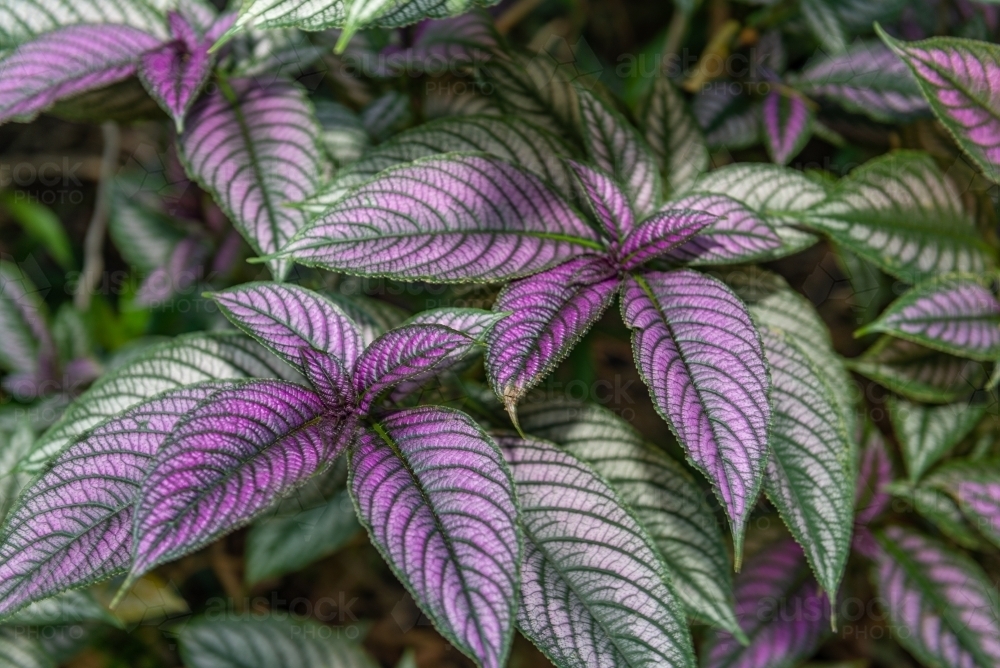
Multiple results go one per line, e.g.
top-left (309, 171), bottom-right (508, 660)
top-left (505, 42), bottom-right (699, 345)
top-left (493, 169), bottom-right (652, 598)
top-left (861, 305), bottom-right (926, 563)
top-left (75, 121), bottom-right (120, 311)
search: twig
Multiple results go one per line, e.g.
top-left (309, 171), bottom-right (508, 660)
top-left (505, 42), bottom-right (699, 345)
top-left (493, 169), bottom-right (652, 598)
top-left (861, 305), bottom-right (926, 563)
top-left (495, 0), bottom-right (547, 35)
top-left (75, 121), bottom-right (120, 311)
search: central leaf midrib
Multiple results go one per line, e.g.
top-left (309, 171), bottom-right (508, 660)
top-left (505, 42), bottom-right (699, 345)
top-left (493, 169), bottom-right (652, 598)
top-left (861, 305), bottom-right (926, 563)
top-left (369, 416), bottom-right (494, 660)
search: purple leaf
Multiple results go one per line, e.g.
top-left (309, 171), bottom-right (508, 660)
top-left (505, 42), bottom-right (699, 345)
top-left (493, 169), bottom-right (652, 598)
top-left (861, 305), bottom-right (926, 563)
top-left (880, 29), bottom-right (1000, 183)
top-left (701, 540), bottom-right (831, 668)
top-left (790, 41), bottom-right (928, 123)
top-left (127, 380), bottom-right (347, 586)
top-left (0, 24), bottom-right (161, 124)
top-left (303, 115), bottom-right (576, 214)
top-left (855, 427), bottom-right (892, 527)
top-left (134, 236), bottom-right (210, 307)
top-left (617, 209), bottom-right (717, 270)
top-left (497, 434), bottom-right (695, 668)
top-left (889, 396), bottom-right (987, 481)
top-left (0, 384), bottom-right (226, 618)
top-left (282, 154), bottom-right (602, 282)
top-left (875, 525), bottom-right (1000, 667)
top-left (761, 91), bottom-right (813, 166)
top-left (180, 77), bottom-right (324, 280)
top-left (859, 274), bottom-right (1000, 361)
top-left (350, 407), bottom-right (519, 668)
top-left (485, 258), bottom-right (619, 422)
top-left (567, 161), bottom-right (635, 243)
top-left (927, 459), bottom-right (1000, 551)
top-left (759, 326), bottom-right (854, 601)
top-left (299, 347), bottom-right (355, 411)
top-left (137, 12), bottom-right (220, 132)
top-left (661, 193), bottom-right (784, 265)
top-left (210, 282), bottom-right (364, 372)
top-left (621, 270), bottom-right (770, 562)
top-left (376, 11), bottom-right (498, 76)
top-left (516, 399), bottom-right (743, 638)
top-left (22, 331), bottom-right (299, 473)
top-left (353, 324), bottom-right (483, 413)
top-left (578, 88), bottom-right (661, 217)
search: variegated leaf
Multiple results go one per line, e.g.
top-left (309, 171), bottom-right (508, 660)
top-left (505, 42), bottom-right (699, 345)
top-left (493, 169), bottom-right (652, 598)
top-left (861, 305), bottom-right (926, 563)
top-left (180, 617), bottom-right (378, 668)
top-left (761, 91), bottom-right (813, 166)
top-left (875, 526), bottom-right (1000, 668)
top-left (859, 274), bottom-right (1000, 361)
top-left (179, 77), bottom-right (324, 280)
top-left (210, 282), bottom-right (364, 372)
top-left (350, 407), bottom-right (520, 668)
top-left (480, 51), bottom-right (580, 142)
top-left (0, 259), bottom-right (52, 379)
top-left (880, 29), bottom-right (1000, 183)
top-left (127, 380), bottom-right (347, 586)
top-left (485, 258), bottom-right (620, 422)
top-left (846, 336), bottom-right (988, 403)
top-left (221, 0), bottom-right (500, 50)
top-left (802, 153), bottom-right (994, 283)
top-left (621, 270), bottom-right (770, 562)
top-left (662, 193), bottom-right (784, 265)
top-left (691, 163), bottom-right (823, 254)
top-left (760, 327), bottom-right (854, 602)
top-left (302, 115), bottom-right (576, 214)
top-left (567, 161), bottom-right (634, 242)
top-left (244, 487), bottom-right (359, 585)
top-left (353, 324), bottom-right (484, 413)
top-left (640, 76), bottom-right (709, 196)
top-left (0, 0), bottom-right (173, 47)
top-left (889, 397), bottom-right (988, 481)
top-left (282, 154), bottom-right (602, 282)
top-left (889, 482), bottom-right (987, 551)
top-left (517, 399), bottom-right (742, 637)
top-left (789, 41), bottom-right (928, 123)
top-left (0, 24), bottom-right (161, 124)
top-left (21, 331), bottom-right (296, 473)
top-left (927, 458), bottom-right (1000, 550)
top-left (0, 384), bottom-right (226, 618)
top-left (497, 434), bottom-right (695, 668)
top-left (701, 539), bottom-right (831, 668)
top-left (578, 88), bottom-right (661, 217)
top-left (617, 209), bottom-right (717, 270)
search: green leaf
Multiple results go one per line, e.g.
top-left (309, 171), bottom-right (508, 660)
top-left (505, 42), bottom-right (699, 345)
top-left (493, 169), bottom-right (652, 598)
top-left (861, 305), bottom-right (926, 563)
top-left (802, 152), bottom-right (995, 283)
top-left (245, 488), bottom-right (360, 585)
top-left (179, 617), bottom-right (378, 668)
top-left (222, 0), bottom-right (500, 52)
top-left (888, 397), bottom-right (988, 481)
top-left (0, 0), bottom-right (173, 47)
top-left (0, 627), bottom-right (52, 668)
top-left (846, 336), bottom-right (989, 403)
top-left (517, 399), bottom-right (743, 638)
top-left (0, 194), bottom-right (74, 269)
top-left (2, 589), bottom-right (115, 626)
top-left (760, 327), bottom-right (855, 604)
top-left (639, 75), bottom-right (709, 197)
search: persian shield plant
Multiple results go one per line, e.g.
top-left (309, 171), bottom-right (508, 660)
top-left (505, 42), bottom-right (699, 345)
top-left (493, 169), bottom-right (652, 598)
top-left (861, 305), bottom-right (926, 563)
top-left (0, 1), bottom-right (999, 668)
